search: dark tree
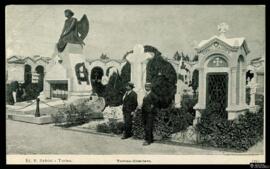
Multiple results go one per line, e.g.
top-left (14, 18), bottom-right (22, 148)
top-left (193, 54), bottom-right (199, 62)
top-left (190, 70), bottom-right (199, 95)
top-left (173, 51), bottom-right (181, 61)
top-left (104, 71), bottom-right (125, 106)
top-left (120, 45), bottom-right (177, 108)
top-left (145, 45), bottom-right (177, 108)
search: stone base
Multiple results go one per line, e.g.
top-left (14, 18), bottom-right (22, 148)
top-left (7, 99), bottom-right (66, 117)
top-left (7, 114), bottom-right (53, 124)
top-left (170, 126), bottom-right (198, 144)
top-left (69, 91), bottom-right (91, 98)
top-left (249, 105), bottom-right (260, 113)
top-left (226, 105), bottom-right (249, 120)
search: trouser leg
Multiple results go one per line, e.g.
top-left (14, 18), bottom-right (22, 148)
top-left (12, 91), bottom-right (16, 103)
top-left (124, 112), bottom-right (132, 137)
top-left (145, 113), bottom-right (154, 143)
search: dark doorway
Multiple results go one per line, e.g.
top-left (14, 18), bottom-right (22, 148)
top-left (91, 67), bottom-right (105, 96)
top-left (24, 64), bottom-right (32, 85)
top-left (206, 73), bottom-right (228, 119)
top-left (35, 65), bottom-right (45, 92)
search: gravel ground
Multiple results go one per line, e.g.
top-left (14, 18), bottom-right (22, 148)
top-left (6, 119), bottom-right (264, 155)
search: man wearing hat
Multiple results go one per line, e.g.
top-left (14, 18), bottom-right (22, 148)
top-left (141, 82), bottom-right (158, 145)
top-left (122, 82), bottom-right (138, 139)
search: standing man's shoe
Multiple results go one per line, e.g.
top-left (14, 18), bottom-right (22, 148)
top-left (121, 135), bottom-right (130, 139)
top-left (142, 141), bottom-right (151, 146)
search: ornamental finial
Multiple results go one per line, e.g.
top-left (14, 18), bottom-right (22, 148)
top-left (217, 22), bottom-right (229, 38)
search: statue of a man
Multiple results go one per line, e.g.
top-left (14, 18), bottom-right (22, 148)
top-left (57, 9), bottom-right (89, 53)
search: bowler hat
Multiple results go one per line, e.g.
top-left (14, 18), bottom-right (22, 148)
top-left (127, 82), bottom-right (135, 88)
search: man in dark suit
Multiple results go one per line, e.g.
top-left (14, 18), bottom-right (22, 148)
top-left (141, 83), bottom-right (158, 146)
top-left (122, 82), bottom-right (138, 139)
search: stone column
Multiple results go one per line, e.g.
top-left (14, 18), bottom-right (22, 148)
top-left (193, 68), bottom-right (204, 126)
top-left (240, 69), bottom-right (247, 106)
top-left (230, 67), bottom-right (237, 106)
top-left (175, 79), bottom-right (184, 108)
top-left (198, 68), bottom-right (205, 108)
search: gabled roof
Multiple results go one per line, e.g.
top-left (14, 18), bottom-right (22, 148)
top-left (7, 55), bottom-right (52, 64)
top-left (196, 35), bottom-right (249, 54)
top-left (198, 35), bottom-right (245, 48)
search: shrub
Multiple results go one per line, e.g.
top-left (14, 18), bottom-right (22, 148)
top-left (6, 83), bottom-right (15, 105)
top-left (96, 123), bottom-right (111, 133)
top-left (196, 100), bottom-right (264, 151)
top-left (96, 119), bottom-right (124, 134)
top-left (104, 73), bottom-right (125, 107)
top-left (108, 119), bottom-right (124, 134)
top-left (132, 106), bottom-right (193, 139)
top-left (132, 109), bottom-right (145, 139)
top-left (52, 100), bottom-right (100, 127)
top-left (24, 83), bottom-right (41, 101)
top-left (180, 94), bottom-right (197, 125)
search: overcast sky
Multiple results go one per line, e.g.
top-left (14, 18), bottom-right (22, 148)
top-left (6, 5), bottom-right (265, 61)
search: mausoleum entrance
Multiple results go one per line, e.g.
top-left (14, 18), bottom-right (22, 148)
top-left (206, 72), bottom-right (228, 119)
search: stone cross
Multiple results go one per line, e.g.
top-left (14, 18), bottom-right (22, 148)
top-left (213, 57), bottom-right (223, 66)
top-left (218, 22), bottom-right (229, 38)
top-left (126, 44), bottom-right (154, 105)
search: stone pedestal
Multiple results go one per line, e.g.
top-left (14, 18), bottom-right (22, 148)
top-left (43, 43), bottom-right (92, 100)
top-left (174, 80), bottom-right (185, 108)
top-left (61, 44), bottom-right (92, 96)
top-left (226, 105), bottom-right (249, 120)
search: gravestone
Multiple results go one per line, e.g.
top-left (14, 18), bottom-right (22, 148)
top-left (125, 44), bottom-right (154, 105)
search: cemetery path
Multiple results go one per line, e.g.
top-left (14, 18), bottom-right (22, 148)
top-left (6, 120), bottom-right (263, 155)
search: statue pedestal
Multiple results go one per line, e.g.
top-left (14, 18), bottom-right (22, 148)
top-left (43, 43), bottom-right (92, 100)
top-left (61, 44), bottom-right (92, 97)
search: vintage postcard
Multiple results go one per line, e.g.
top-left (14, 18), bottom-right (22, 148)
top-left (5, 5), bottom-right (266, 165)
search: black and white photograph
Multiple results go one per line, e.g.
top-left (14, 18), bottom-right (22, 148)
top-left (5, 5), bottom-right (266, 164)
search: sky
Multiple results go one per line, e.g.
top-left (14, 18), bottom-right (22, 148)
top-left (5, 5), bottom-right (265, 61)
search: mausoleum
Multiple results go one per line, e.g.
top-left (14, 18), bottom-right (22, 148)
top-left (193, 23), bottom-right (250, 124)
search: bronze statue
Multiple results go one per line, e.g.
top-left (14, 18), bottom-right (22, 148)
top-left (57, 9), bottom-right (89, 52)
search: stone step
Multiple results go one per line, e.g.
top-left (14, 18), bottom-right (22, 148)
top-left (7, 114), bottom-right (53, 124)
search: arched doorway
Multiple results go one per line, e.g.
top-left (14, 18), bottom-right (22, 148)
top-left (35, 65), bottom-right (45, 92)
top-left (24, 64), bottom-right (32, 86)
top-left (91, 67), bottom-right (105, 96)
top-left (205, 55), bottom-right (229, 119)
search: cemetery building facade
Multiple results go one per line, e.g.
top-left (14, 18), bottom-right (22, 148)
top-left (6, 55), bottom-right (51, 84)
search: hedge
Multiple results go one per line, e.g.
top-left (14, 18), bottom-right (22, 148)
top-left (196, 96), bottom-right (264, 151)
top-left (132, 105), bottom-right (194, 139)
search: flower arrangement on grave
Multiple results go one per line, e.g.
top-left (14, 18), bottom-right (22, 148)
top-left (102, 105), bottom-right (123, 120)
